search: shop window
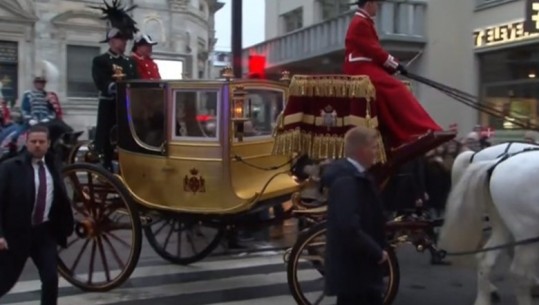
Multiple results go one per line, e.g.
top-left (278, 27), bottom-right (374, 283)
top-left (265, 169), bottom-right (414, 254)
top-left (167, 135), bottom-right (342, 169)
top-left (478, 44), bottom-right (539, 130)
top-left (481, 85), bottom-right (537, 130)
top-left (67, 45), bottom-right (100, 98)
top-left (0, 41), bottom-right (18, 107)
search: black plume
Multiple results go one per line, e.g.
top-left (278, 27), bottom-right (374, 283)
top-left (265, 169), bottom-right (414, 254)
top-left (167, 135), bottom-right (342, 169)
top-left (89, 0), bottom-right (139, 39)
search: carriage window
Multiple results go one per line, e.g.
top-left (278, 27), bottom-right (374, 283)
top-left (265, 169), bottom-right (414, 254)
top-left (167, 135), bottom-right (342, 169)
top-left (240, 89), bottom-right (285, 139)
top-left (127, 88), bottom-right (165, 149)
top-left (173, 90), bottom-right (219, 140)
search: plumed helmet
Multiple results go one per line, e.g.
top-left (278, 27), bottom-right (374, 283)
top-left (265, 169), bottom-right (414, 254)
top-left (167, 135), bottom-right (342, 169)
top-left (89, 0), bottom-right (139, 43)
top-left (33, 60), bottom-right (60, 85)
top-left (132, 31), bottom-right (158, 51)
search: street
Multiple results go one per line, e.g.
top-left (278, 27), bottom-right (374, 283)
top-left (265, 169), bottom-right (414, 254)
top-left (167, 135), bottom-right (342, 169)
top-left (2, 219), bottom-right (539, 305)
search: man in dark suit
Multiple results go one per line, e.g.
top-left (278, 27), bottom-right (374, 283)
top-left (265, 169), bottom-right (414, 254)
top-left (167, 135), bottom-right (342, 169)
top-left (322, 126), bottom-right (388, 305)
top-left (0, 125), bottom-right (74, 305)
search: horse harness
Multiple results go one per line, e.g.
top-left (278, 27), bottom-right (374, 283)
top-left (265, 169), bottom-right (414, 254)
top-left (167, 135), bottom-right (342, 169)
top-left (439, 146), bottom-right (539, 257)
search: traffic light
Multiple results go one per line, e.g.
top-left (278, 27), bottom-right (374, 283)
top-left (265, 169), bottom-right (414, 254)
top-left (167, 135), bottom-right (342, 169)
top-left (248, 55), bottom-right (266, 79)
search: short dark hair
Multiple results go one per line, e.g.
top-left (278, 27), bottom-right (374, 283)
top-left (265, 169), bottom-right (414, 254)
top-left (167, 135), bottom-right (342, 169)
top-left (27, 124), bottom-right (50, 139)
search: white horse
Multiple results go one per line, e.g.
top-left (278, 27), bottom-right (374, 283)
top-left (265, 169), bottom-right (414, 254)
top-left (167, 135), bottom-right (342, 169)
top-left (439, 149), bottom-right (539, 305)
top-left (451, 141), bottom-right (539, 186)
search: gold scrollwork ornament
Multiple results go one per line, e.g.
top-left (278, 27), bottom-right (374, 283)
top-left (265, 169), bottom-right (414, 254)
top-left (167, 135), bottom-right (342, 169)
top-left (112, 64), bottom-right (126, 80)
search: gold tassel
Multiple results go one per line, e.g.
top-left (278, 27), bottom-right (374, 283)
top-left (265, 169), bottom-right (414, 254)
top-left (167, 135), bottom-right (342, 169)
top-left (288, 75), bottom-right (377, 99)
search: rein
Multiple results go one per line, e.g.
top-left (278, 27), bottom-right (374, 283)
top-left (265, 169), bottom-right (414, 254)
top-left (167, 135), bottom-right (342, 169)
top-left (404, 72), bottom-right (539, 131)
top-left (438, 235), bottom-right (539, 257)
top-left (233, 154), bottom-right (298, 171)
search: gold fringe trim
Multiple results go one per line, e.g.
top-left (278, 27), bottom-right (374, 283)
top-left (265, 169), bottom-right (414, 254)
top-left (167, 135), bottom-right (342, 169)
top-left (288, 74), bottom-right (376, 99)
top-left (273, 128), bottom-right (387, 163)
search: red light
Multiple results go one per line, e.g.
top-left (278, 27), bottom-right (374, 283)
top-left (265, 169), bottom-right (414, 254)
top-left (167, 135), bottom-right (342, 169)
top-left (196, 115), bottom-right (213, 122)
top-left (248, 55), bottom-right (266, 78)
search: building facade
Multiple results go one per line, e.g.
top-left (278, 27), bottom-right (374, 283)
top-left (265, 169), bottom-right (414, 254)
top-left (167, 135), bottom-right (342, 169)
top-left (473, 0), bottom-right (539, 140)
top-left (210, 50), bottom-right (231, 79)
top-left (0, 0), bottom-right (223, 138)
top-left (243, 0), bottom-right (538, 140)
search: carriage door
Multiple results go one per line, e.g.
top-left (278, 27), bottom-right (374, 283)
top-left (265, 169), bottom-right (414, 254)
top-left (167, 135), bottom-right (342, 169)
top-left (120, 82), bottom-right (168, 156)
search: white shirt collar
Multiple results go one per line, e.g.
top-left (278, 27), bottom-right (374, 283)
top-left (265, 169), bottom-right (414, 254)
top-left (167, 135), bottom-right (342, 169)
top-left (346, 157), bottom-right (365, 173)
top-left (355, 8), bottom-right (373, 21)
top-left (32, 157), bottom-right (45, 165)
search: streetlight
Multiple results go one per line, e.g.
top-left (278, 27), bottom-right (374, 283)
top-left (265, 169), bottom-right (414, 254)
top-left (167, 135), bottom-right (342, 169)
top-left (231, 0), bottom-right (242, 78)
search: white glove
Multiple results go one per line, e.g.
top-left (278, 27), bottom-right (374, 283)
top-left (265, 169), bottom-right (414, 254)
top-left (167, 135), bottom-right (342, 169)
top-left (108, 83), bottom-right (117, 95)
top-left (29, 119), bottom-right (37, 126)
top-left (41, 118), bottom-right (50, 123)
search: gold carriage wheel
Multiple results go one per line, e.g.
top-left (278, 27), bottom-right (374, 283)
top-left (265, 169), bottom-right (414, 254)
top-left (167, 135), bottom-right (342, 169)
top-left (57, 163), bottom-right (142, 292)
top-left (286, 221), bottom-right (400, 305)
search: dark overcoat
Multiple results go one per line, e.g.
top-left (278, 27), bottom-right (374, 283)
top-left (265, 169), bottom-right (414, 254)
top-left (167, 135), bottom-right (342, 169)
top-left (321, 159), bottom-right (388, 296)
top-left (0, 151), bottom-right (74, 296)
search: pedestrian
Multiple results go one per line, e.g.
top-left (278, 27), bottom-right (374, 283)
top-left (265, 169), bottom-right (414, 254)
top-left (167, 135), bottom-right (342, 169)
top-left (321, 126), bottom-right (388, 305)
top-left (0, 124), bottom-right (74, 305)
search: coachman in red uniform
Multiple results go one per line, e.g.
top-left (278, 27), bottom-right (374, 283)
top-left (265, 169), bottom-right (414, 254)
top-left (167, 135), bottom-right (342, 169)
top-left (344, 0), bottom-right (455, 158)
top-left (131, 33), bottom-right (161, 80)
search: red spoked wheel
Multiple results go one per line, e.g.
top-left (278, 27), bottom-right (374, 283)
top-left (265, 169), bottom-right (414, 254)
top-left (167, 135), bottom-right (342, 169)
top-left (58, 163), bottom-right (142, 292)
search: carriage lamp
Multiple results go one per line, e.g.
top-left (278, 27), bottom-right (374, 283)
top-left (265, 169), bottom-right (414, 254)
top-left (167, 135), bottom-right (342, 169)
top-left (232, 86), bottom-right (249, 141)
top-left (221, 66), bottom-right (234, 81)
top-left (280, 70), bottom-right (291, 82)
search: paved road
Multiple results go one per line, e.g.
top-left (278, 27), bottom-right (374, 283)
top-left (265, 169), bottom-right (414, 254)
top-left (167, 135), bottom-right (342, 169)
top-left (2, 221), bottom-right (539, 305)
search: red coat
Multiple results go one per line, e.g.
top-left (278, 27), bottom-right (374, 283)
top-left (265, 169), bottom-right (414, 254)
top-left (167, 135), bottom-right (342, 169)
top-left (343, 9), bottom-right (442, 148)
top-left (131, 53), bottom-right (161, 80)
top-left (0, 102), bottom-right (10, 125)
top-left (47, 92), bottom-right (62, 119)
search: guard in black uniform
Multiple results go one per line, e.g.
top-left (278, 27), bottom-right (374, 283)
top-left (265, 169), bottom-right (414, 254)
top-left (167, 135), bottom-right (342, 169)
top-left (91, 0), bottom-right (139, 170)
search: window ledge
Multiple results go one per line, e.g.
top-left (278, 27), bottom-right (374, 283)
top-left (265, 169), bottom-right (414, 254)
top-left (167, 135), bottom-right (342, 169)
top-left (475, 0), bottom-right (519, 12)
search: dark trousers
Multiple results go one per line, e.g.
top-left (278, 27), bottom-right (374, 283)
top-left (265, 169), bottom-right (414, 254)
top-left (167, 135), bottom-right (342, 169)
top-left (0, 223), bottom-right (59, 305)
top-left (337, 290), bottom-right (384, 305)
top-left (95, 99), bottom-right (116, 167)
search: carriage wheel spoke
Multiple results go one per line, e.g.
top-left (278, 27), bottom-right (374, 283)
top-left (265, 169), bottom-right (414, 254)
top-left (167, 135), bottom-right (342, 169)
top-left (163, 220), bottom-right (176, 250)
top-left (102, 234), bottom-right (125, 270)
top-left (186, 230), bottom-right (197, 254)
top-left (87, 173), bottom-right (98, 217)
top-left (67, 173), bottom-right (90, 216)
top-left (87, 240), bottom-right (97, 284)
top-left (313, 292), bottom-right (326, 305)
top-left (59, 237), bottom-right (81, 253)
top-left (96, 236), bottom-right (111, 282)
top-left (105, 232), bottom-right (131, 248)
top-left (153, 219), bottom-right (169, 236)
top-left (176, 227), bottom-right (182, 257)
top-left (102, 202), bottom-right (124, 219)
top-left (70, 238), bottom-right (90, 273)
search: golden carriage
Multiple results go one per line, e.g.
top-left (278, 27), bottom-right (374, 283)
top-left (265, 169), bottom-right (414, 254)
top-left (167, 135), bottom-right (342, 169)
top-left (58, 69), bottom-right (431, 297)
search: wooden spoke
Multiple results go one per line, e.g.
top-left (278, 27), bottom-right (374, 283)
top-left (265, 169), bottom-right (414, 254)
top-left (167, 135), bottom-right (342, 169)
top-left (57, 163), bottom-right (142, 292)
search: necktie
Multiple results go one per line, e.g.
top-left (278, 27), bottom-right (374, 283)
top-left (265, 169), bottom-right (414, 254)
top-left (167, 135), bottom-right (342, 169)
top-left (33, 161), bottom-right (47, 225)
